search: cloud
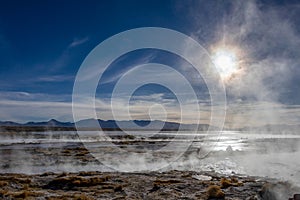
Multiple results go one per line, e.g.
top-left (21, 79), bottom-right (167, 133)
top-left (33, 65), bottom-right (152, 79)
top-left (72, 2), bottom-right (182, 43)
top-left (0, 91), bottom-right (71, 102)
top-left (225, 101), bottom-right (300, 128)
top-left (2, 91), bottom-right (300, 129)
top-left (0, 100), bottom-right (73, 123)
top-left (36, 75), bottom-right (74, 82)
top-left (90, 52), bottom-right (156, 85)
top-left (183, 0), bottom-right (300, 102)
top-left (2, 2), bottom-right (300, 129)
top-left (221, 2), bottom-right (300, 102)
top-left (178, 0), bottom-right (300, 128)
top-left (48, 36), bottom-right (89, 72)
top-left (68, 37), bottom-right (89, 48)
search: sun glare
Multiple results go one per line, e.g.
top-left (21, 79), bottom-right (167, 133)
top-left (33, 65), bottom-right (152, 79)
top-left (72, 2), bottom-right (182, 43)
top-left (212, 49), bottom-right (239, 79)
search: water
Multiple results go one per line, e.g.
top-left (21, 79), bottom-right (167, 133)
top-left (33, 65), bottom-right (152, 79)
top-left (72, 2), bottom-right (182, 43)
top-left (0, 130), bottom-right (299, 186)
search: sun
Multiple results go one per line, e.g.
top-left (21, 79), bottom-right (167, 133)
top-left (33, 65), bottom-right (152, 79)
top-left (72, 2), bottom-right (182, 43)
top-left (212, 49), bottom-right (239, 79)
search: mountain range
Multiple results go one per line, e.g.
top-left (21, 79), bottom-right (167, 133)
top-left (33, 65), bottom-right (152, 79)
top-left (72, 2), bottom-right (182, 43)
top-left (0, 119), bottom-right (73, 127)
top-left (1, 119), bottom-right (298, 132)
top-left (0, 118), bottom-right (210, 131)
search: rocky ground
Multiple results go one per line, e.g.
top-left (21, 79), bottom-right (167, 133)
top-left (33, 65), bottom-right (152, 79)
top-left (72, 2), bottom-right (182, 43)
top-left (0, 170), bottom-right (299, 200)
top-left (1, 131), bottom-right (300, 199)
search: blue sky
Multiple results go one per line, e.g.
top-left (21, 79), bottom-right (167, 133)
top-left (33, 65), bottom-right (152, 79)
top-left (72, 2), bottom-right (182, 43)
top-left (1, 0), bottom-right (300, 128)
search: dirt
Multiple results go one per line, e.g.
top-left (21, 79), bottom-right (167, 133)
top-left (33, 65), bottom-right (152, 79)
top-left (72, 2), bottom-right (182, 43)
top-left (0, 170), bottom-right (299, 200)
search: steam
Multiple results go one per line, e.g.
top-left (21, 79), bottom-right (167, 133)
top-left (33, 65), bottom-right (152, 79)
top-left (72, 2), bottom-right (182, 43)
top-left (173, 1), bottom-right (300, 195)
top-left (177, 0), bottom-right (300, 129)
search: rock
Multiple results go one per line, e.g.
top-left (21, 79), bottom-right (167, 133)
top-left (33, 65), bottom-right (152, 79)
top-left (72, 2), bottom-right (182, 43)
top-left (220, 177), bottom-right (243, 189)
top-left (206, 185), bottom-right (225, 199)
top-left (0, 171), bottom-right (293, 199)
top-left (192, 174), bottom-right (212, 181)
top-left (246, 196), bottom-right (260, 200)
top-left (226, 145), bottom-right (233, 153)
top-left (289, 194), bottom-right (300, 200)
top-left (259, 182), bottom-right (300, 200)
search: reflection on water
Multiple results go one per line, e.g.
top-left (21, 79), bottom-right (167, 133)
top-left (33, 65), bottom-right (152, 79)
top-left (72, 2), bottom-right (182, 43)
top-left (2, 130), bottom-right (300, 148)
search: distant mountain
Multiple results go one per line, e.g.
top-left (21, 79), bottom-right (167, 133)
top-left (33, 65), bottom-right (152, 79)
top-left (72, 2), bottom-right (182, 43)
top-left (67, 118), bottom-right (212, 131)
top-left (0, 119), bottom-right (73, 128)
top-left (2, 119), bottom-right (298, 132)
top-left (0, 118), bottom-right (212, 131)
top-left (0, 121), bottom-right (20, 126)
top-left (76, 118), bottom-right (191, 130)
top-left (24, 119), bottom-right (74, 127)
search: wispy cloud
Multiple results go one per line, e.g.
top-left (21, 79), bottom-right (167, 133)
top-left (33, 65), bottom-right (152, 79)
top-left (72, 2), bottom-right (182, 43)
top-left (68, 37), bottom-right (89, 48)
top-left (0, 99), bottom-right (74, 123)
top-left (2, 2), bottom-right (300, 129)
top-left (0, 91), bottom-right (71, 102)
top-left (48, 36), bottom-right (89, 73)
top-left (178, 1), bottom-right (300, 128)
top-left (36, 75), bottom-right (74, 82)
top-left (185, 0), bottom-right (300, 103)
top-left (89, 52), bottom-right (156, 85)
top-left (226, 101), bottom-right (300, 128)
top-left (1, 92), bottom-right (300, 129)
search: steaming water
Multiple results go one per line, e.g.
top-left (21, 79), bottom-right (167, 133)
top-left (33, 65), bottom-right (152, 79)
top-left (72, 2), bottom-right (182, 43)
top-left (0, 131), bottom-right (300, 186)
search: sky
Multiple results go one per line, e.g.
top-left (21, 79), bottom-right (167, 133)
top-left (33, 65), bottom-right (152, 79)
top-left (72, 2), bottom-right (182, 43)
top-left (1, 0), bottom-right (300, 128)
